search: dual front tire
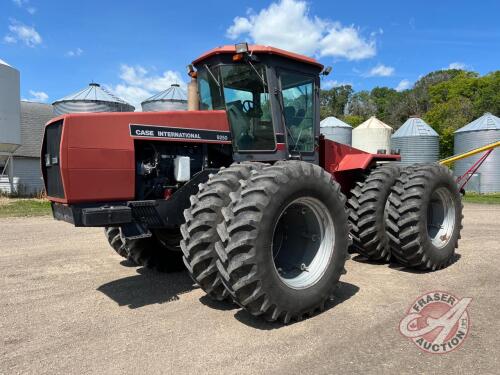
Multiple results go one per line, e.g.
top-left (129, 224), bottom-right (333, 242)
top-left (182, 161), bottom-right (350, 323)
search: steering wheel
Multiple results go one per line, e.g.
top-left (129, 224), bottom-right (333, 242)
top-left (242, 100), bottom-right (254, 114)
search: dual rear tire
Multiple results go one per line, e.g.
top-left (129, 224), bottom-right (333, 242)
top-left (348, 163), bottom-right (463, 271)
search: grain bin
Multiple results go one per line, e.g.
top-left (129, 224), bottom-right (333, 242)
top-left (0, 59), bottom-right (21, 154)
top-left (320, 116), bottom-right (352, 145)
top-left (454, 113), bottom-right (500, 193)
top-left (52, 83), bottom-right (135, 115)
top-left (352, 116), bottom-right (392, 153)
top-left (141, 84), bottom-right (187, 112)
top-left (391, 117), bottom-right (439, 166)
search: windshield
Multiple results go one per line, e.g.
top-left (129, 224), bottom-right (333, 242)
top-left (198, 64), bottom-right (275, 152)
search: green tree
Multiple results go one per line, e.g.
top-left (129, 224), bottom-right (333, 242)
top-left (320, 85), bottom-right (353, 120)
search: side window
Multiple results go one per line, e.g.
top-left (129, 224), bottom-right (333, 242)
top-left (197, 68), bottom-right (224, 110)
top-left (198, 72), bottom-right (213, 110)
top-left (280, 71), bottom-right (314, 152)
top-left (220, 65), bottom-right (275, 152)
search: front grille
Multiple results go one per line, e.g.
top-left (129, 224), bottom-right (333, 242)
top-left (42, 120), bottom-right (64, 198)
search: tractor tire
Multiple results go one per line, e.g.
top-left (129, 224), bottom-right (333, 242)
top-left (386, 163), bottom-right (463, 270)
top-left (104, 227), bottom-right (130, 260)
top-left (180, 163), bottom-right (265, 301)
top-left (125, 232), bottom-right (184, 272)
top-left (104, 226), bottom-right (184, 271)
top-left (215, 161), bottom-right (350, 323)
top-left (347, 163), bottom-right (400, 261)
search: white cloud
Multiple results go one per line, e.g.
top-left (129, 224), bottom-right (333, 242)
top-left (66, 48), bottom-right (84, 57)
top-left (107, 65), bottom-right (186, 110)
top-left (3, 20), bottom-right (42, 47)
top-left (446, 62), bottom-right (468, 70)
top-left (12, 0), bottom-right (36, 14)
top-left (395, 79), bottom-right (411, 92)
top-left (367, 64), bottom-right (394, 77)
top-left (24, 90), bottom-right (49, 102)
top-left (3, 35), bottom-right (17, 44)
top-left (322, 80), bottom-right (352, 89)
top-left (226, 0), bottom-right (376, 61)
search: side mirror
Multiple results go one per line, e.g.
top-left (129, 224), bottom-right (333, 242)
top-left (321, 66), bottom-right (332, 76)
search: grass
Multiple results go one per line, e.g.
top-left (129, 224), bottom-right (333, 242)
top-left (462, 193), bottom-right (500, 204)
top-left (0, 191), bottom-right (498, 219)
top-left (0, 198), bottom-right (52, 218)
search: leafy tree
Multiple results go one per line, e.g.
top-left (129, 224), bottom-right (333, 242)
top-left (320, 85), bottom-right (353, 120)
top-left (343, 115), bottom-right (365, 127)
top-left (346, 91), bottom-right (376, 118)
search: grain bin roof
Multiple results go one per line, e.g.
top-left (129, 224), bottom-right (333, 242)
top-left (320, 116), bottom-right (352, 128)
top-left (393, 117), bottom-right (438, 138)
top-left (0, 58), bottom-right (11, 67)
top-left (52, 83), bottom-right (133, 107)
top-left (455, 113), bottom-right (500, 133)
top-left (356, 116), bottom-right (392, 130)
top-left (142, 84), bottom-right (187, 104)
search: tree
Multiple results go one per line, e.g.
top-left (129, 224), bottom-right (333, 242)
top-left (320, 85), bottom-right (353, 120)
top-left (346, 91), bottom-right (376, 119)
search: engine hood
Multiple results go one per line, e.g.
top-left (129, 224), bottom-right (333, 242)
top-left (42, 110), bottom-right (230, 204)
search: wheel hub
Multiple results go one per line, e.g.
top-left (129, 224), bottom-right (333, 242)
top-left (272, 197), bottom-right (335, 289)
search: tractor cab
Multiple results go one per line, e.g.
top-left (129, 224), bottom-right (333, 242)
top-left (191, 43), bottom-right (326, 163)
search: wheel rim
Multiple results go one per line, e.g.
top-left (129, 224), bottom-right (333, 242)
top-left (427, 187), bottom-right (456, 249)
top-left (272, 197), bottom-right (335, 289)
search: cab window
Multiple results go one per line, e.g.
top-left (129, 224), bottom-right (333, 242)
top-left (280, 71), bottom-right (314, 152)
top-left (220, 65), bottom-right (275, 152)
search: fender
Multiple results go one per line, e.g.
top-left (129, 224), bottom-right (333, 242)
top-left (319, 136), bottom-right (401, 193)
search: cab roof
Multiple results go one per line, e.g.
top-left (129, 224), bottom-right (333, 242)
top-left (192, 44), bottom-right (324, 69)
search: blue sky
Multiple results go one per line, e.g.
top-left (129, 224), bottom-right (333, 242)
top-left (1, 0), bottom-right (499, 110)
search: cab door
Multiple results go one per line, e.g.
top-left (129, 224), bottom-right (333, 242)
top-left (278, 70), bottom-right (320, 164)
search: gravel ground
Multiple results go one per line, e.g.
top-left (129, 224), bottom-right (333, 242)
top-left (1, 203), bottom-right (499, 375)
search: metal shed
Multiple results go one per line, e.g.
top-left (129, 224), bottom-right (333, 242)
top-left (141, 84), bottom-right (188, 112)
top-left (1, 102), bottom-right (54, 195)
top-left (320, 116), bottom-right (352, 145)
top-left (52, 83), bottom-right (135, 115)
top-left (392, 117), bottom-right (439, 166)
top-left (454, 113), bottom-right (500, 193)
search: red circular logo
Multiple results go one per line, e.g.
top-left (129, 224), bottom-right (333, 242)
top-left (399, 291), bottom-right (472, 354)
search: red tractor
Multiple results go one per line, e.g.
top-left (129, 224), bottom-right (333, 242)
top-left (41, 44), bottom-right (463, 323)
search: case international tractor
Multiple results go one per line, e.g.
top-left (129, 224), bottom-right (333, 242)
top-left (41, 44), bottom-right (463, 323)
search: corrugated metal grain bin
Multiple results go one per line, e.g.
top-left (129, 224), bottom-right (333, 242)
top-left (320, 116), bottom-right (352, 145)
top-left (141, 84), bottom-right (187, 112)
top-left (391, 117), bottom-right (439, 166)
top-left (0, 59), bottom-right (21, 154)
top-left (52, 83), bottom-right (135, 115)
top-left (454, 113), bottom-right (500, 193)
top-left (352, 116), bottom-right (392, 154)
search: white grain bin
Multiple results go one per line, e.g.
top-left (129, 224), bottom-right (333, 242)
top-left (320, 116), bottom-right (352, 145)
top-left (352, 116), bottom-right (392, 153)
top-left (52, 83), bottom-right (135, 115)
top-left (141, 84), bottom-right (188, 112)
top-left (391, 117), bottom-right (439, 166)
top-left (0, 59), bottom-right (21, 154)
top-left (454, 113), bottom-right (500, 193)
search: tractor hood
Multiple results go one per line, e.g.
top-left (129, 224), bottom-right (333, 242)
top-left (41, 110), bottom-right (230, 204)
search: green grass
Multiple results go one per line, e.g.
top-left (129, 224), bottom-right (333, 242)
top-left (462, 193), bottom-right (500, 204)
top-left (0, 199), bottom-right (52, 218)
